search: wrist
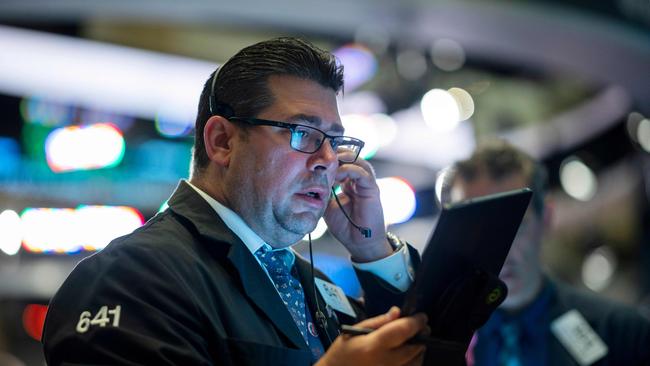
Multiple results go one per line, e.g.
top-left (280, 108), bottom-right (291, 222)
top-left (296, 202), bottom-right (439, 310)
top-left (349, 232), bottom-right (404, 263)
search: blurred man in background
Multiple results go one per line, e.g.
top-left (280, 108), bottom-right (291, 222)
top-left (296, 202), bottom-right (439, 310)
top-left (449, 139), bottom-right (650, 366)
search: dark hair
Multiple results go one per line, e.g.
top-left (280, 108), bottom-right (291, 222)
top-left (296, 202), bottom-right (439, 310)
top-left (191, 37), bottom-right (344, 176)
top-left (452, 139), bottom-right (548, 216)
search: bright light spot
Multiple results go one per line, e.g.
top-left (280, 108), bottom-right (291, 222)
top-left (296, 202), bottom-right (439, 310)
top-left (338, 91), bottom-right (386, 116)
top-left (431, 39), bottom-right (466, 71)
top-left (560, 156), bottom-right (597, 201)
top-left (21, 206), bottom-right (144, 254)
top-left (75, 206), bottom-right (144, 251)
top-left (0, 210), bottom-right (22, 255)
top-left (0, 25), bottom-right (215, 122)
top-left (420, 89), bottom-right (460, 132)
top-left (434, 167), bottom-right (454, 205)
top-left (22, 304), bottom-right (48, 341)
top-left (303, 218), bottom-right (328, 241)
top-left (45, 123), bottom-right (125, 172)
top-left (396, 50), bottom-right (427, 81)
top-left (377, 177), bottom-right (417, 225)
top-left (626, 112), bottom-right (644, 142)
top-left (334, 44), bottom-right (378, 91)
top-left (159, 200), bottom-right (169, 213)
top-left (370, 113), bottom-right (398, 147)
top-left (21, 208), bottom-right (79, 253)
top-left (637, 118), bottom-right (650, 152)
top-left (582, 246), bottom-right (616, 291)
top-left (342, 114), bottom-right (380, 159)
top-left (447, 87), bottom-right (474, 121)
top-left (155, 116), bottom-right (194, 138)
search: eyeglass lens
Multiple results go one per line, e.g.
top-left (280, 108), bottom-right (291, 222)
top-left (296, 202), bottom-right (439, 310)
top-left (290, 126), bottom-right (360, 162)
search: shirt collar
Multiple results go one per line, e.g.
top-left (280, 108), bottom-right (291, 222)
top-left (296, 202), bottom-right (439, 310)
top-left (185, 180), bottom-right (295, 264)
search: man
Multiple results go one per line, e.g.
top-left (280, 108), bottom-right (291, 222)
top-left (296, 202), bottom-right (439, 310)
top-left (449, 139), bottom-right (650, 366)
top-left (42, 37), bottom-right (429, 365)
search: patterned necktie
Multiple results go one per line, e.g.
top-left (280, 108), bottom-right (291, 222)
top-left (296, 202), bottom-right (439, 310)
top-left (255, 247), bottom-right (310, 343)
top-left (499, 323), bottom-right (522, 366)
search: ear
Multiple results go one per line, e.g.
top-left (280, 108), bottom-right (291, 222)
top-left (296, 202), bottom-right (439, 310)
top-left (203, 115), bottom-right (237, 167)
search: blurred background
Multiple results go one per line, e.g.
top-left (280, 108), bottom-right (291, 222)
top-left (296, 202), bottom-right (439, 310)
top-left (0, 0), bottom-right (649, 364)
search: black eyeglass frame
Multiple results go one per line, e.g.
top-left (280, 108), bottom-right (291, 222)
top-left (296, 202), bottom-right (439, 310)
top-left (229, 117), bottom-right (365, 163)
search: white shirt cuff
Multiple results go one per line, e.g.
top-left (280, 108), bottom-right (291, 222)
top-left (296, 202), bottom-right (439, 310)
top-left (352, 244), bottom-right (414, 292)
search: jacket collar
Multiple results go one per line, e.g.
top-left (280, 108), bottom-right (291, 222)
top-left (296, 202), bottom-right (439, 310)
top-left (167, 180), bottom-right (309, 350)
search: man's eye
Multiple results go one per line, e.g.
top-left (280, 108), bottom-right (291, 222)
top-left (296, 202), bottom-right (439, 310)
top-left (295, 129), bottom-right (310, 138)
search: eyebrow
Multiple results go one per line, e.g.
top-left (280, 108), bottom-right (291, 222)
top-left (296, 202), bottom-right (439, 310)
top-left (288, 114), bottom-right (345, 134)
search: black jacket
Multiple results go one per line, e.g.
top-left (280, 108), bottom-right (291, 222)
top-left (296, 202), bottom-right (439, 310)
top-left (472, 278), bottom-right (650, 366)
top-left (42, 181), bottom-right (408, 366)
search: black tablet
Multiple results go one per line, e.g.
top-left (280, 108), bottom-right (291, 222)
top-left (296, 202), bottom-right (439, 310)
top-left (401, 188), bottom-right (533, 330)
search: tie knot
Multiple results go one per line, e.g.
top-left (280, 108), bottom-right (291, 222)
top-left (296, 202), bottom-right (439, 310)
top-left (255, 247), bottom-right (293, 277)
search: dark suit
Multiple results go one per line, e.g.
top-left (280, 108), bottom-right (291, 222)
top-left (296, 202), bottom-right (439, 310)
top-left (472, 278), bottom-right (650, 366)
top-left (42, 181), bottom-right (407, 366)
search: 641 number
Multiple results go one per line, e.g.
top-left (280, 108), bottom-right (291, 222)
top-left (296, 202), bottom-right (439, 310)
top-left (76, 305), bottom-right (121, 333)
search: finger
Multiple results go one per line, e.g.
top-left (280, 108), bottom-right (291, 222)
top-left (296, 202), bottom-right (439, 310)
top-left (370, 313), bottom-right (428, 348)
top-left (352, 306), bottom-right (400, 330)
top-left (335, 163), bottom-right (377, 191)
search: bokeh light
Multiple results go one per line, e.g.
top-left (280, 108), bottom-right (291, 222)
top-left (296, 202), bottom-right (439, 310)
top-left (447, 87), bottom-right (475, 121)
top-left (430, 38), bottom-right (466, 72)
top-left (637, 118), bottom-right (650, 152)
top-left (582, 246), bottom-right (617, 291)
top-left (0, 209), bottom-right (22, 255)
top-left (396, 49), bottom-right (427, 81)
top-left (45, 123), bottom-right (125, 172)
top-left (22, 304), bottom-right (48, 341)
top-left (370, 113), bottom-right (398, 147)
top-left (377, 177), bottom-right (417, 225)
top-left (420, 89), bottom-right (460, 132)
top-left (333, 43), bottom-right (378, 91)
top-left (342, 114), bottom-right (380, 159)
top-left (560, 156), bottom-right (598, 201)
top-left (21, 206), bottom-right (144, 254)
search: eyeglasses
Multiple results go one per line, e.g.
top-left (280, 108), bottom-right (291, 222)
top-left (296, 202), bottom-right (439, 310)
top-left (229, 117), bottom-right (365, 163)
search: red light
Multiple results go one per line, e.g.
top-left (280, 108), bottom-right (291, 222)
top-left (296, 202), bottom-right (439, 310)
top-left (22, 304), bottom-right (48, 341)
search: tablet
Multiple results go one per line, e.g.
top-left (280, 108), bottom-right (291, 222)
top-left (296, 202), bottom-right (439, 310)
top-left (401, 188), bottom-right (532, 328)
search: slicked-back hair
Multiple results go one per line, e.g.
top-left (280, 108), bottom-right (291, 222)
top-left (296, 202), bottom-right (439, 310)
top-left (453, 139), bottom-right (548, 216)
top-left (191, 37), bottom-right (344, 176)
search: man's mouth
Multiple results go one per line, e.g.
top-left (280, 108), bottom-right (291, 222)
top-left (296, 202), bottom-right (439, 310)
top-left (296, 187), bottom-right (328, 207)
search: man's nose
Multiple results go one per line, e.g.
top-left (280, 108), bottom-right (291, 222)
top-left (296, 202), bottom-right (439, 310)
top-left (308, 139), bottom-right (338, 171)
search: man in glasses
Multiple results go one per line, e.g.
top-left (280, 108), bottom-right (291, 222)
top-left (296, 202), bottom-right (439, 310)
top-left (43, 37), bottom-right (428, 365)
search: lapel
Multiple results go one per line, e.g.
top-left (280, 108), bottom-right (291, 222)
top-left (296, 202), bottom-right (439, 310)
top-left (167, 180), bottom-right (308, 351)
top-left (294, 254), bottom-right (342, 348)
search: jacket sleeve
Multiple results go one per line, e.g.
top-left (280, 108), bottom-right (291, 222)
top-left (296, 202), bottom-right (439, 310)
top-left (42, 242), bottom-right (216, 366)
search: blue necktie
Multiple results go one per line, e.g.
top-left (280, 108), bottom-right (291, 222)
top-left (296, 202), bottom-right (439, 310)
top-left (255, 246), bottom-right (324, 360)
top-left (499, 323), bottom-right (522, 366)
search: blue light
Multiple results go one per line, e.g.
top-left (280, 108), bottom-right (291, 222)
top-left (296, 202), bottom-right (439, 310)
top-left (0, 137), bottom-right (20, 177)
top-left (311, 253), bottom-right (362, 298)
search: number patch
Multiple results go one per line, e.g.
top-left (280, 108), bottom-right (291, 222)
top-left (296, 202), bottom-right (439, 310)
top-left (76, 305), bottom-right (121, 333)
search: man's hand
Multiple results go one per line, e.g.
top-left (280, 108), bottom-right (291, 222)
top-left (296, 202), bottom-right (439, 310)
top-left (316, 307), bottom-right (428, 366)
top-left (324, 157), bottom-right (392, 262)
